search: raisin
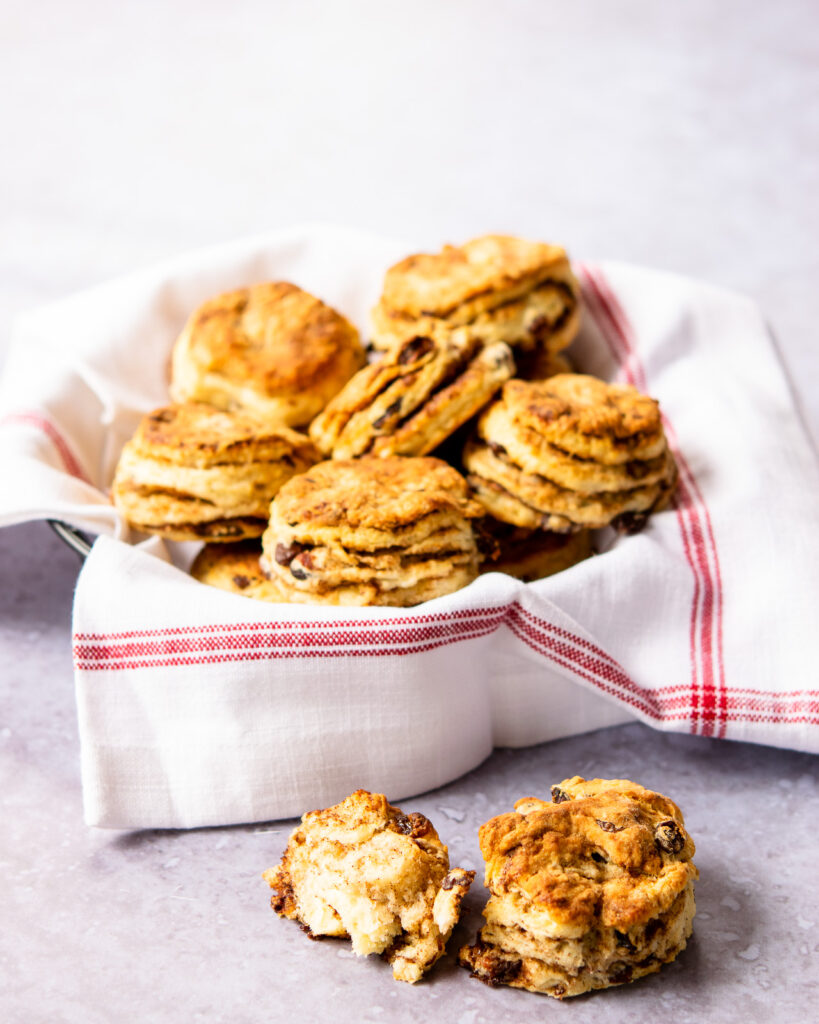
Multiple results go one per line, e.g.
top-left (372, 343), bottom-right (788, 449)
top-left (149, 409), bottom-right (176, 423)
top-left (289, 564), bottom-right (309, 581)
top-left (391, 811), bottom-right (432, 839)
top-left (231, 574), bottom-right (250, 589)
top-left (551, 786), bottom-right (571, 803)
top-left (655, 819), bottom-right (685, 854)
top-left (596, 819), bottom-right (624, 832)
top-left (528, 315), bottom-right (550, 343)
top-left (485, 956), bottom-right (522, 987)
top-left (608, 962), bottom-right (633, 985)
top-left (275, 541), bottom-right (306, 566)
top-left (397, 335), bottom-right (435, 365)
top-left (615, 930), bottom-right (636, 952)
top-left (372, 397), bottom-right (402, 429)
top-left (441, 869), bottom-right (475, 891)
top-left (613, 511), bottom-right (649, 534)
top-left (591, 851), bottom-right (607, 864)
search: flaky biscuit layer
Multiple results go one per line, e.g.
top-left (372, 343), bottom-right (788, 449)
top-left (464, 440), bottom-right (675, 530)
top-left (479, 402), bottom-right (672, 494)
top-left (111, 403), bottom-right (318, 538)
top-left (264, 790), bottom-right (474, 983)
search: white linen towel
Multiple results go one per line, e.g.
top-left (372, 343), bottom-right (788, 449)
top-left (1, 225), bottom-right (816, 828)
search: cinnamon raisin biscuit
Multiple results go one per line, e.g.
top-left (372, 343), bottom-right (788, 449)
top-left (503, 375), bottom-right (667, 464)
top-left (370, 235), bottom-right (580, 357)
top-left (190, 540), bottom-right (288, 601)
top-left (263, 789), bottom-right (475, 983)
top-left (464, 438), bottom-right (676, 532)
top-left (309, 329), bottom-right (514, 459)
top-left (170, 282), bottom-right (365, 428)
top-left (479, 400), bottom-right (671, 494)
top-left (477, 521), bottom-right (593, 582)
top-left (260, 456), bottom-right (483, 606)
top-left (111, 402), bottom-right (318, 541)
top-left (459, 777), bottom-right (698, 999)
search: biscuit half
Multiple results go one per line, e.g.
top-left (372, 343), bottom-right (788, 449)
top-left (264, 789), bottom-right (475, 983)
top-left (111, 402), bottom-right (318, 541)
top-left (459, 777), bottom-right (698, 998)
top-left (370, 235), bottom-right (580, 356)
top-left (170, 282), bottom-right (366, 428)
top-left (309, 330), bottom-right (514, 459)
top-left (261, 456), bottom-right (483, 606)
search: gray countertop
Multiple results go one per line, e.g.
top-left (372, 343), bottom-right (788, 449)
top-left (2, 2), bottom-right (818, 1020)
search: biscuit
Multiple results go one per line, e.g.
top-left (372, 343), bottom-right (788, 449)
top-left (477, 521), bottom-right (593, 582)
top-left (264, 789), bottom-right (475, 983)
top-left (502, 375), bottom-right (667, 465)
top-left (478, 401), bottom-right (671, 494)
top-left (309, 330), bottom-right (514, 459)
top-left (190, 540), bottom-right (288, 601)
top-left (464, 438), bottom-right (676, 532)
top-left (464, 375), bottom-right (677, 533)
top-left (111, 402), bottom-right (318, 541)
top-left (370, 235), bottom-right (580, 357)
top-left (459, 777), bottom-right (698, 999)
top-left (260, 456), bottom-right (483, 606)
top-left (170, 282), bottom-right (365, 428)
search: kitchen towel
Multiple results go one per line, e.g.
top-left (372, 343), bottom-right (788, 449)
top-left (1, 224), bottom-right (817, 829)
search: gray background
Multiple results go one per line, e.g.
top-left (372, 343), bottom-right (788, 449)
top-left (2, 2), bottom-right (817, 1021)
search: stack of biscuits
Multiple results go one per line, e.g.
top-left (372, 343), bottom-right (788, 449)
top-left (459, 776), bottom-right (698, 999)
top-left (370, 234), bottom-right (580, 366)
top-left (110, 233), bottom-right (677, 607)
top-left (259, 456), bottom-right (483, 606)
top-left (464, 374), bottom-right (677, 536)
top-left (111, 402), bottom-right (318, 542)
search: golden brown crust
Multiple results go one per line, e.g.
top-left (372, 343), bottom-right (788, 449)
top-left (459, 777), bottom-right (698, 999)
top-left (478, 401), bottom-right (671, 494)
top-left (263, 790), bottom-right (475, 983)
top-left (479, 778), bottom-right (695, 933)
top-left (370, 236), bottom-right (580, 357)
top-left (261, 457), bottom-right (481, 606)
top-left (126, 516), bottom-right (268, 542)
top-left (126, 402), bottom-right (319, 468)
top-left (271, 456), bottom-right (483, 533)
top-left (501, 375), bottom-right (666, 464)
top-left (379, 235), bottom-right (572, 320)
top-left (170, 282), bottom-right (365, 427)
